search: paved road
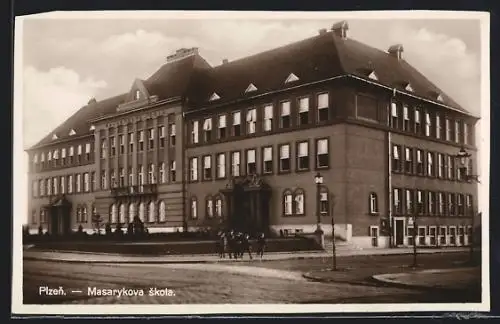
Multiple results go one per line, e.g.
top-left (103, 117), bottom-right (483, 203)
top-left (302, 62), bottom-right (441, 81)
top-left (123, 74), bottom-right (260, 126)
top-left (23, 252), bottom-right (479, 304)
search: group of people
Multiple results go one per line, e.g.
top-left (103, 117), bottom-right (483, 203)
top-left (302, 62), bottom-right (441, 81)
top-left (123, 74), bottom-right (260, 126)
top-left (215, 230), bottom-right (266, 260)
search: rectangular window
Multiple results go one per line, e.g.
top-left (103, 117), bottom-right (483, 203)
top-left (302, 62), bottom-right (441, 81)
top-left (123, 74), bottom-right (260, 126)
top-left (417, 190), bottom-right (424, 214)
top-left (280, 101), bottom-right (291, 129)
top-left (279, 144), bottom-right (291, 172)
top-left (128, 168), bottom-right (134, 185)
top-left (32, 180), bottom-right (38, 198)
top-left (47, 178), bottom-right (51, 195)
top-left (320, 192), bottom-right (329, 214)
top-left (110, 137), bottom-right (116, 156)
top-left (427, 191), bottom-right (435, 215)
top-left (425, 112), bottom-right (431, 136)
top-left (263, 146), bottom-right (273, 174)
top-left (414, 108), bottom-right (421, 134)
top-left (464, 123), bottom-right (469, 145)
top-left (148, 164), bottom-right (155, 184)
top-left (170, 160), bottom-right (176, 182)
top-left (427, 152), bottom-right (434, 177)
top-left (246, 149), bottom-right (256, 174)
top-left (404, 147), bottom-right (413, 174)
top-left (76, 174), bottom-right (82, 192)
top-left (232, 112), bottom-right (241, 136)
top-left (129, 133), bottom-right (134, 152)
top-left (466, 195), bottom-right (473, 216)
top-left (139, 130), bottom-right (144, 151)
top-left (53, 177), bottom-right (58, 195)
top-left (190, 158), bottom-right (198, 181)
top-left (84, 172), bottom-right (90, 192)
top-left (61, 148), bottom-right (66, 164)
top-left (416, 149), bottom-right (424, 175)
top-left (405, 189), bottom-right (413, 215)
top-left (392, 145), bottom-right (402, 172)
top-left (69, 146), bottom-right (74, 164)
top-left (458, 194), bottom-right (465, 216)
top-left (438, 192), bottom-right (445, 215)
top-left (191, 121), bottom-right (199, 144)
top-left (138, 165), bottom-right (144, 185)
top-left (231, 151), bottom-right (240, 177)
top-left (100, 171), bottom-right (106, 190)
top-left (60, 176), bottom-right (65, 194)
top-left (447, 155), bottom-right (454, 180)
top-left (297, 141), bottom-right (309, 170)
top-left (39, 179), bottom-right (44, 196)
top-left (148, 128), bottom-right (155, 149)
top-left (436, 114), bottom-right (442, 139)
top-left (317, 93), bottom-right (329, 122)
top-left (316, 138), bottom-right (329, 168)
top-left (158, 126), bottom-right (165, 148)
top-left (455, 120), bottom-right (461, 143)
top-left (203, 118), bottom-right (212, 142)
top-left (263, 105), bottom-right (273, 131)
top-left (437, 153), bottom-right (445, 178)
top-left (284, 193), bottom-right (293, 216)
top-left (110, 169), bottom-right (116, 188)
top-left (393, 188), bottom-right (402, 214)
top-left (218, 115), bottom-right (227, 139)
top-left (169, 124), bottom-right (176, 147)
top-left (118, 168), bottom-right (124, 187)
top-left (298, 97), bottom-right (309, 125)
top-left (203, 155), bottom-right (212, 180)
top-left (391, 102), bottom-right (399, 128)
top-left (217, 153), bottom-right (226, 179)
top-left (448, 193), bottom-right (456, 216)
top-left (403, 105), bottom-right (410, 131)
top-left (67, 175), bottom-right (73, 193)
top-left (246, 108), bottom-right (257, 134)
top-left (446, 119), bottom-right (452, 141)
top-left (191, 199), bottom-right (197, 219)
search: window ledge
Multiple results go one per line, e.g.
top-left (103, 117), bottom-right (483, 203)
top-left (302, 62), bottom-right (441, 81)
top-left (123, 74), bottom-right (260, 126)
top-left (368, 212), bottom-right (380, 216)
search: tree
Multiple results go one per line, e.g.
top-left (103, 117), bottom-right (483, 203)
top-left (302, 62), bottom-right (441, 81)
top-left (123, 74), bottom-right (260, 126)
top-left (92, 213), bottom-right (103, 235)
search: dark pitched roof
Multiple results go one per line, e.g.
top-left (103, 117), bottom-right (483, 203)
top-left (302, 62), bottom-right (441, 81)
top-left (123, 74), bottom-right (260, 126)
top-left (30, 55), bottom-right (211, 150)
top-left (186, 30), bottom-right (470, 115)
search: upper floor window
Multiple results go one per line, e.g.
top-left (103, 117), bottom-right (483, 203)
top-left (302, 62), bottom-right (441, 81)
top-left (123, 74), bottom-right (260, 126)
top-left (246, 108), bottom-right (257, 134)
top-left (404, 147), bottom-right (413, 174)
top-left (100, 172), bottom-right (106, 190)
top-left (129, 133), bottom-right (134, 152)
top-left (138, 165), bottom-right (145, 185)
top-left (317, 93), bottom-right (329, 122)
top-left (148, 128), bottom-right (155, 150)
top-left (416, 190), bottom-right (424, 214)
top-left (134, 90), bottom-right (140, 100)
top-left (203, 155), bottom-right (212, 180)
top-left (466, 194), bottom-right (473, 216)
top-left (403, 105), bottom-right (410, 131)
top-left (110, 137), bottom-right (116, 156)
top-left (218, 115), bottom-right (227, 139)
top-left (405, 189), bottom-right (413, 215)
top-left (32, 153), bottom-right (38, 165)
top-left (215, 196), bottom-right (223, 218)
top-left (280, 101), bottom-right (291, 129)
top-left (436, 114), bottom-right (442, 139)
top-left (190, 197), bottom-right (198, 219)
top-left (279, 144), bottom-right (291, 172)
top-left (445, 119), bottom-right (452, 141)
top-left (414, 108), bottom-right (422, 134)
top-left (170, 160), bottom-right (177, 182)
top-left (84, 172), bottom-right (90, 192)
top-left (437, 192), bottom-right (445, 215)
top-left (316, 138), bottom-right (329, 168)
top-left (464, 123), bottom-right (469, 145)
top-left (448, 193), bottom-right (456, 216)
top-left (216, 153), bottom-right (226, 179)
top-left (369, 192), bottom-right (378, 214)
top-left (158, 126), bottom-right (165, 148)
top-left (85, 143), bottom-right (91, 160)
top-left (427, 152), bottom-right (434, 177)
top-left (191, 121), bottom-right (199, 144)
top-left (159, 163), bottom-right (165, 183)
top-left (320, 187), bottom-right (329, 215)
top-left (231, 151), bottom-right (240, 177)
top-left (425, 112), bottom-right (431, 136)
top-left (47, 151), bottom-right (52, 162)
top-left (437, 153), bottom-right (445, 178)
top-left (283, 190), bottom-right (293, 216)
top-left (455, 120), bottom-right (461, 143)
top-left (100, 139), bottom-right (107, 159)
top-left (189, 158), bottom-right (198, 181)
top-left (393, 188), bottom-right (402, 214)
top-left (298, 97), bottom-right (309, 125)
top-left (203, 118), bottom-right (212, 142)
top-left (39, 179), bottom-right (45, 196)
top-left (138, 130), bottom-right (144, 151)
top-left (390, 102), bottom-right (399, 128)
top-left (232, 112), bottom-right (241, 136)
top-left (69, 146), bottom-right (75, 163)
top-left (392, 145), bottom-right (402, 172)
top-left (427, 191), bottom-right (435, 215)
top-left (91, 172), bottom-right (96, 191)
top-left (447, 155), bottom-right (454, 180)
top-left (263, 146), bottom-right (273, 174)
top-left (416, 149), bottom-right (424, 175)
top-left (53, 177), bottom-right (58, 195)
top-left (206, 196), bottom-right (214, 219)
top-left (263, 105), bottom-right (273, 131)
top-left (76, 174), bottom-right (82, 192)
top-left (60, 176), bottom-right (65, 194)
top-left (297, 141), bottom-right (309, 171)
top-left (457, 194), bottom-right (465, 216)
top-left (293, 189), bottom-right (305, 215)
top-left (169, 124), bottom-right (176, 147)
top-left (32, 180), bottom-right (38, 198)
top-left (40, 152), bottom-right (45, 164)
top-left (128, 167), bottom-right (134, 186)
top-left (148, 164), bottom-right (155, 184)
top-left (246, 149), bottom-right (256, 175)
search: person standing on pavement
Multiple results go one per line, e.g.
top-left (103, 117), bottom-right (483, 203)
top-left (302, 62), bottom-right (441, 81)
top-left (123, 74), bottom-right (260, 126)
top-left (241, 233), bottom-right (253, 260)
top-left (256, 232), bottom-right (266, 259)
top-left (216, 232), bottom-right (224, 259)
top-left (228, 230), bottom-right (235, 259)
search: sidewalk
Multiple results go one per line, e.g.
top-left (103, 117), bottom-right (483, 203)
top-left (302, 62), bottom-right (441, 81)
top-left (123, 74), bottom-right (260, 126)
top-left (372, 267), bottom-right (481, 292)
top-left (23, 247), bottom-right (469, 264)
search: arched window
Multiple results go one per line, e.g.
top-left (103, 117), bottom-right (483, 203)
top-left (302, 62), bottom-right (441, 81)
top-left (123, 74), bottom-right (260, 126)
top-left (190, 197), bottom-right (198, 219)
top-left (205, 196), bottom-right (214, 218)
top-left (369, 192), bottom-right (379, 214)
top-left (283, 190), bottom-right (293, 216)
top-left (215, 196), bottom-right (223, 217)
top-left (320, 186), bottom-right (330, 216)
top-left (110, 204), bottom-right (118, 223)
top-left (119, 203), bottom-right (126, 223)
top-left (293, 189), bottom-right (305, 215)
top-left (149, 201), bottom-right (156, 222)
top-left (128, 203), bottom-right (136, 223)
top-left (139, 202), bottom-right (145, 222)
top-left (159, 200), bottom-right (166, 222)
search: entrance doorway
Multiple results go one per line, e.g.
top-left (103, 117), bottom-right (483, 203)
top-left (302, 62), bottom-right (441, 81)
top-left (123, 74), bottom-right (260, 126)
top-left (370, 226), bottom-right (379, 247)
top-left (46, 195), bottom-right (72, 235)
top-left (395, 219), bottom-right (404, 246)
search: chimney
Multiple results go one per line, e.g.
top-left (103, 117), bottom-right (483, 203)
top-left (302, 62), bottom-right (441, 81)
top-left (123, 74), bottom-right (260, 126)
top-left (222, 58), bottom-right (229, 65)
top-left (388, 44), bottom-right (404, 60)
top-left (331, 20), bottom-right (348, 39)
top-left (318, 28), bottom-right (327, 35)
top-left (166, 47), bottom-right (199, 63)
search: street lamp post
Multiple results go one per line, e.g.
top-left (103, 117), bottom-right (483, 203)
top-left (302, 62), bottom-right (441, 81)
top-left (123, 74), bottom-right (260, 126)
top-left (412, 204), bottom-right (418, 268)
top-left (454, 147), bottom-right (480, 264)
top-left (314, 172), bottom-right (324, 234)
top-left (330, 193), bottom-right (337, 271)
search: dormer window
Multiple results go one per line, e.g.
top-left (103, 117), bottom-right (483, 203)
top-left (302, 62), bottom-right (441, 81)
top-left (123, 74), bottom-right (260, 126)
top-left (69, 129), bottom-right (76, 136)
top-left (209, 92), bottom-right (220, 101)
top-left (285, 73), bottom-right (299, 84)
top-left (52, 134), bottom-right (58, 140)
top-left (134, 90), bottom-right (141, 100)
top-left (437, 94), bottom-right (444, 102)
top-left (245, 83), bottom-right (257, 93)
top-left (89, 125), bottom-right (95, 131)
top-left (368, 71), bottom-right (378, 81)
top-left (405, 83), bottom-right (414, 92)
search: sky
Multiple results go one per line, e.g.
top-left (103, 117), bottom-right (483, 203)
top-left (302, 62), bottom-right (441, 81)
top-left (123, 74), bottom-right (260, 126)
top-left (20, 15), bottom-right (482, 149)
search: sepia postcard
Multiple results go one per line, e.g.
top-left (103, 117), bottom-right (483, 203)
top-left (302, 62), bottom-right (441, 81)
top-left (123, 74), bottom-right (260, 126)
top-left (12, 10), bottom-right (490, 316)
